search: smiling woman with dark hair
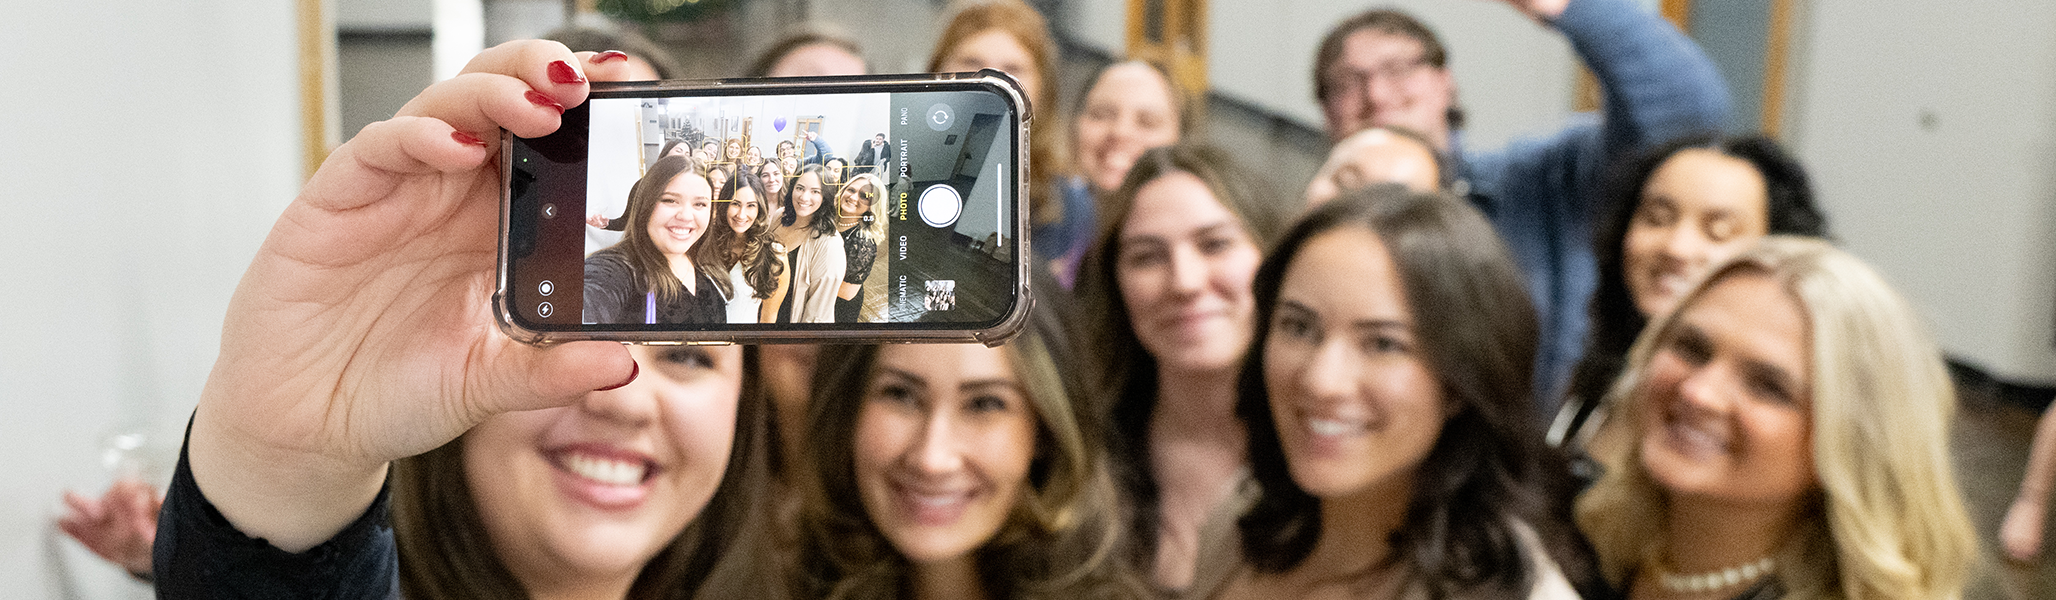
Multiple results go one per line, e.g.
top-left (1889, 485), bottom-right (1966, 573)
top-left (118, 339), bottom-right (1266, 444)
top-left (697, 167), bottom-right (786, 324)
top-left (1554, 133), bottom-right (1827, 449)
top-left (584, 154), bottom-right (725, 325)
top-left (1206, 186), bottom-right (1598, 600)
top-left (768, 163), bottom-right (845, 323)
top-left (794, 299), bottom-right (1145, 600)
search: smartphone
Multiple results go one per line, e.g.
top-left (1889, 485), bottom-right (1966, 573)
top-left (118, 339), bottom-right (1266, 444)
top-left (497, 70), bottom-right (1031, 346)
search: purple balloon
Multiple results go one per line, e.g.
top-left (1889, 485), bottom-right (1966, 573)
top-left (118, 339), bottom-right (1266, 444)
top-left (773, 117), bottom-right (787, 132)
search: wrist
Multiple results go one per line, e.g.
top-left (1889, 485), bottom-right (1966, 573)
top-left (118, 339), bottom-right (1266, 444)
top-left (188, 402), bottom-right (389, 553)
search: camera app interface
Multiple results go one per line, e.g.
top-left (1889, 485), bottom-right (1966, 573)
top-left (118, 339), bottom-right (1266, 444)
top-left (508, 87), bottom-right (1019, 331)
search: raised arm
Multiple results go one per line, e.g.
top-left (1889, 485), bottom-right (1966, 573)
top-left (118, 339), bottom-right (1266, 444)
top-left (1547, 0), bottom-right (1730, 154)
top-left (178, 41), bottom-right (639, 557)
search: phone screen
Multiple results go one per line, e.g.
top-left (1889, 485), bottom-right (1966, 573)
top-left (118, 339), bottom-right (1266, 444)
top-left (501, 76), bottom-right (1026, 344)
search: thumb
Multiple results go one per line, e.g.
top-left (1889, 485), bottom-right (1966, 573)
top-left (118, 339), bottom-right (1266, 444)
top-left (476, 340), bottom-right (637, 416)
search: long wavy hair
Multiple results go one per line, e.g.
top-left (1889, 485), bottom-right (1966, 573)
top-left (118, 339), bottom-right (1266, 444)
top-left (1235, 186), bottom-right (1599, 598)
top-left (1070, 142), bottom-right (1288, 574)
top-left (391, 347), bottom-right (779, 600)
top-left (795, 296), bottom-right (1146, 600)
top-left (592, 155), bottom-right (708, 307)
top-left (698, 168), bottom-right (783, 301)
top-left (1575, 236), bottom-right (1978, 600)
top-left (927, 0), bottom-right (1072, 228)
top-left (780, 163), bottom-right (839, 237)
top-left (1566, 133), bottom-right (1827, 421)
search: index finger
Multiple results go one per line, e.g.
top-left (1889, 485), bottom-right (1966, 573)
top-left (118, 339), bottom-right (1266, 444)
top-left (455, 39), bottom-right (592, 111)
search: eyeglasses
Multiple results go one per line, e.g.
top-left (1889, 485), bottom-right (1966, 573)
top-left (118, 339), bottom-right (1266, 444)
top-left (1328, 56), bottom-right (1431, 94)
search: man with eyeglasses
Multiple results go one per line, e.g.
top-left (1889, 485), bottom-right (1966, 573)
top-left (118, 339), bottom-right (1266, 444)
top-left (1313, 0), bottom-right (1728, 414)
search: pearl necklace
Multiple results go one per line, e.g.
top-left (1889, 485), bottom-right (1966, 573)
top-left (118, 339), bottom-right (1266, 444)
top-left (1656, 556), bottom-right (1774, 595)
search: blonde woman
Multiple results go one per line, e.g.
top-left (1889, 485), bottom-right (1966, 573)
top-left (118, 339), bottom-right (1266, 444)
top-left (833, 172), bottom-right (889, 323)
top-left (1576, 236), bottom-right (1978, 600)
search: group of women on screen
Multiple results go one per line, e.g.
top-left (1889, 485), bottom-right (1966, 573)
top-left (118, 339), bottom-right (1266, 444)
top-left (582, 152), bottom-right (888, 326)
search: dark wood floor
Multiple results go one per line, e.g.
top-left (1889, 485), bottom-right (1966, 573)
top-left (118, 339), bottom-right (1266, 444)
top-left (1953, 376), bottom-right (2056, 600)
top-left (877, 234), bottom-right (1012, 323)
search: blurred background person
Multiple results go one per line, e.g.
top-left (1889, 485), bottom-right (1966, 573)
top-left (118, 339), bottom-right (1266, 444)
top-left (709, 163), bottom-right (734, 201)
top-left (1312, 0), bottom-right (1729, 410)
top-left (2005, 405), bottom-right (2056, 563)
top-left (1553, 134), bottom-right (1827, 450)
top-left (1074, 143), bottom-right (1288, 592)
top-left (544, 24), bottom-right (682, 81)
top-left (758, 155), bottom-right (788, 201)
top-left (748, 25), bottom-right (870, 78)
top-left (58, 480), bottom-right (160, 582)
top-left (1055, 59), bottom-right (1189, 286)
top-left (853, 132), bottom-right (890, 177)
top-left (1302, 125), bottom-right (1444, 206)
top-left (928, 0), bottom-right (1077, 270)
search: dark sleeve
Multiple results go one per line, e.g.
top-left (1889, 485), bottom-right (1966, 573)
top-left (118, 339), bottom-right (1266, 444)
top-left (842, 230), bottom-right (878, 284)
top-left (153, 425), bottom-right (400, 599)
top-left (802, 137), bottom-right (836, 166)
top-left (603, 215), bottom-right (626, 232)
top-left (583, 252), bottom-right (634, 324)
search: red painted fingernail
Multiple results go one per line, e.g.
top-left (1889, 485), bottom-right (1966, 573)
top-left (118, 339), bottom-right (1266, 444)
top-left (451, 131), bottom-right (487, 146)
top-left (597, 361), bottom-right (638, 391)
top-left (526, 90), bottom-right (565, 114)
top-left (548, 60), bottom-right (586, 84)
top-left (592, 50), bottom-right (629, 64)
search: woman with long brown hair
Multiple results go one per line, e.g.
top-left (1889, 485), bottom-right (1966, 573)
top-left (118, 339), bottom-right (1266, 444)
top-left (1073, 142), bottom-right (1289, 592)
top-left (794, 301), bottom-right (1145, 600)
top-left (928, 0), bottom-right (1078, 268)
top-left (584, 154), bottom-right (725, 325)
top-left (697, 168), bottom-right (787, 323)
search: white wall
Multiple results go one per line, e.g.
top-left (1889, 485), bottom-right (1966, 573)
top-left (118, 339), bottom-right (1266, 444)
top-left (1201, 0), bottom-right (1578, 149)
top-left (1784, 0), bottom-right (2056, 384)
top-left (0, 1), bottom-right (302, 596)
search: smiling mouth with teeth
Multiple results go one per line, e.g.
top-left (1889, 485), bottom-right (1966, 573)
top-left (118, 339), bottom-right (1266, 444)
top-left (557, 452), bottom-right (652, 486)
top-left (1303, 412), bottom-right (1370, 438)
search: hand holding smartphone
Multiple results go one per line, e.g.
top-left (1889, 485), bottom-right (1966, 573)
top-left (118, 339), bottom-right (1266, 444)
top-left (498, 71), bottom-right (1032, 345)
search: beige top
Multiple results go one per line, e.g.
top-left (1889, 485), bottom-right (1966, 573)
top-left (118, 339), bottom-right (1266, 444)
top-left (784, 230), bottom-right (844, 323)
top-left (1183, 478), bottom-right (1579, 600)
